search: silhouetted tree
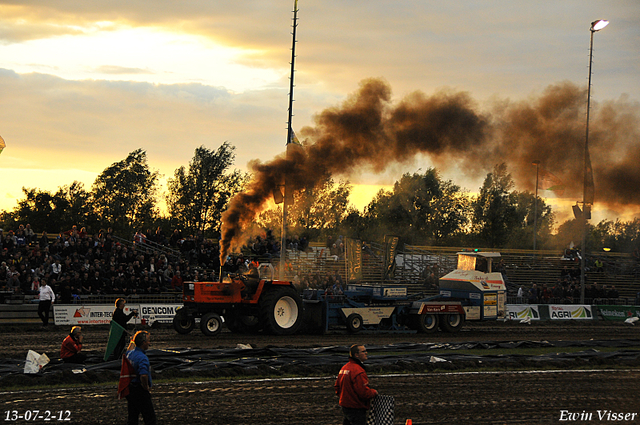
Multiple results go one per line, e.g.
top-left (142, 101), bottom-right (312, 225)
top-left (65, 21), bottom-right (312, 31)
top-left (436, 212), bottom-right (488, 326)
top-left (364, 169), bottom-right (469, 245)
top-left (472, 163), bottom-right (519, 248)
top-left (166, 143), bottom-right (247, 238)
top-left (7, 182), bottom-right (95, 233)
top-left (91, 149), bottom-right (159, 235)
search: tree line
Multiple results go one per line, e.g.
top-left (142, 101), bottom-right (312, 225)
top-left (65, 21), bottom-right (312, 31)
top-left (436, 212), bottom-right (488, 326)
top-left (1, 143), bottom-right (638, 254)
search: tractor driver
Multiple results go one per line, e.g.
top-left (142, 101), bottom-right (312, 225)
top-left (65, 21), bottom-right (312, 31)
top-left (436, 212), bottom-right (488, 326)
top-left (243, 262), bottom-right (260, 295)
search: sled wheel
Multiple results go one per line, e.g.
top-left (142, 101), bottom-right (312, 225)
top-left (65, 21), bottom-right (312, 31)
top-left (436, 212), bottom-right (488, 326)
top-left (346, 313), bottom-right (364, 333)
top-left (439, 313), bottom-right (464, 333)
top-left (415, 314), bottom-right (439, 333)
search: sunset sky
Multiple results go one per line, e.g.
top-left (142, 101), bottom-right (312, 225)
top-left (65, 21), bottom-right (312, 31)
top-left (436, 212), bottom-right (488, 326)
top-left (0, 1), bottom-right (638, 225)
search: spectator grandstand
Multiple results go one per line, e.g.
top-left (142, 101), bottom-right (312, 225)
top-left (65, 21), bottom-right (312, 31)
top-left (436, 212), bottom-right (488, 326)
top-left (0, 225), bottom-right (638, 308)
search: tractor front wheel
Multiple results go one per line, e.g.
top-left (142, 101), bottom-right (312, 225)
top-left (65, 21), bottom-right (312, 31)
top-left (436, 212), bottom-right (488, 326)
top-left (173, 310), bottom-right (195, 334)
top-left (200, 312), bottom-right (223, 337)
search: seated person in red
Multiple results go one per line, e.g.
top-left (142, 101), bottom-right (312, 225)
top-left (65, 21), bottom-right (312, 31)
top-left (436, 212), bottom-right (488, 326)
top-left (60, 326), bottom-right (87, 364)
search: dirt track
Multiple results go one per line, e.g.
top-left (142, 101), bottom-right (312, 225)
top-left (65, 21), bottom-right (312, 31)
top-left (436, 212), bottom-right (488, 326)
top-left (2, 322), bottom-right (640, 424)
top-left (4, 369), bottom-right (640, 424)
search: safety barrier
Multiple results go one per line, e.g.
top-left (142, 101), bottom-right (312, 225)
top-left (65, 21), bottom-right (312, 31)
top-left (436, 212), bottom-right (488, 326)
top-left (3, 303), bottom-right (639, 326)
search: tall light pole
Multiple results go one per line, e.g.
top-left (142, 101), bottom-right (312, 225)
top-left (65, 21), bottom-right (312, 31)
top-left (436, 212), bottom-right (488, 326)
top-left (580, 19), bottom-right (609, 304)
top-left (280, 0), bottom-right (299, 280)
top-left (532, 160), bottom-right (540, 252)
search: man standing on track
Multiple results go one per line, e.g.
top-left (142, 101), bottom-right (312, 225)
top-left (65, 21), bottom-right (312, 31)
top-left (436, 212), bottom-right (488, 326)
top-left (335, 344), bottom-right (378, 425)
top-left (37, 279), bottom-right (55, 327)
top-left (126, 330), bottom-right (156, 425)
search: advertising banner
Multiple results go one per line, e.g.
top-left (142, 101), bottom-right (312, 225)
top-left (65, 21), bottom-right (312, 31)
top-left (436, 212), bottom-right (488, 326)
top-left (54, 303), bottom-right (182, 326)
top-left (597, 305), bottom-right (640, 321)
top-left (548, 304), bottom-right (593, 320)
top-left (506, 304), bottom-right (541, 321)
top-left (54, 305), bottom-right (138, 326)
top-left (346, 238), bottom-right (363, 282)
top-left (383, 235), bottom-right (399, 280)
top-left (139, 304), bottom-right (183, 324)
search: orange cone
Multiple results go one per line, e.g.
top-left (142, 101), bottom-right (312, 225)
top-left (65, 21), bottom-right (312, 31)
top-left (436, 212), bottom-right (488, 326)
top-left (405, 420), bottom-right (412, 425)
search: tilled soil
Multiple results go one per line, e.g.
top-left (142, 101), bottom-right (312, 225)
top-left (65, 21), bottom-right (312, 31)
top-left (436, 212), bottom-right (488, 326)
top-left (2, 321), bottom-right (640, 424)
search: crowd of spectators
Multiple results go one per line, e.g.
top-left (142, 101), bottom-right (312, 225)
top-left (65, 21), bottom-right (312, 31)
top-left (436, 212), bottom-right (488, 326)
top-left (517, 273), bottom-right (620, 305)
top-left (0, 224), bottom-right (245, 302)
top-left (0, 223), bottom-right (324, 303)
top-left (297, 271), bottom-right (345, 294)
top-left (2, 223), bottom-right (635, 305)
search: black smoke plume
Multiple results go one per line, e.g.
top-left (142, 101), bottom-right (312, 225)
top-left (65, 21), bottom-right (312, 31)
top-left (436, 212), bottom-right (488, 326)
top-left (220, 78), bottom-right (640, 261)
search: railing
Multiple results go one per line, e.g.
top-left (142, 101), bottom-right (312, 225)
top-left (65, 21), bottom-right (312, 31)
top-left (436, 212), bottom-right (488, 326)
top-left (1, 292), bottom-right (183, 305)
top-left (507, 296), bottom-right (636, 306)
top-left (112, 234), bottom-right (182, 260)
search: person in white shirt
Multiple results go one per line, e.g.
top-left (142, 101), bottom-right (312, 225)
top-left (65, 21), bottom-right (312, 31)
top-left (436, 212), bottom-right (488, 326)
top-left (51, 261), bottom-right (62, 279)
top-left (38, 280), bottom-right (56, 326)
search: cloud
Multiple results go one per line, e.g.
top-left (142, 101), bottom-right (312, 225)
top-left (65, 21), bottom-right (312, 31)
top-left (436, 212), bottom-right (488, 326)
top-left (93, 65), bottom-right (154, 75)
top-left (0, 70), bottom-right (286, 177)
top-left (0, 0), bottom-right (639, 222)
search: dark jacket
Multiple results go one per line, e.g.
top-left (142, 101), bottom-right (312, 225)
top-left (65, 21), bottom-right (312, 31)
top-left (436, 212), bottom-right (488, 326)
top-left (335, 358), bottom-right (377, 409)
top-left (113, 308), bottom-right (136, 329)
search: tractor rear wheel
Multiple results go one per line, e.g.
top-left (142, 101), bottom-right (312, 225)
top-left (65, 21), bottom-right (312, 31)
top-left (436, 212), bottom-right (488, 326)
top-left (414, 314), bottom-right (439, 333)
top-left (259, 286), bottom-right (303, 335)
top-left (200, 312), bottom-right (223, 336)
top-left (173, 310), bottom-right (195, 334)
top-left (439, 313), bottom-right (465, 333)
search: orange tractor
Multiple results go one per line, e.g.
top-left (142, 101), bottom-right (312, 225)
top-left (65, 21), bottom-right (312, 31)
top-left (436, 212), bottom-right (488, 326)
top-left (172, 265), bottom-right (303, 336)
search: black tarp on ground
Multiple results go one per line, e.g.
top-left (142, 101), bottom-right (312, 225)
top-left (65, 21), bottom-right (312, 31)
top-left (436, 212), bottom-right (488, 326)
top-left (2, 339), bottom-right (640, 386)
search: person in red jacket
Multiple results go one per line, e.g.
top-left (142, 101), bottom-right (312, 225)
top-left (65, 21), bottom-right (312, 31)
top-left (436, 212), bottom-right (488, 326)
top-left (335, 344), bottom-right (378, 425)
top-left (60, 326), bottom-right (87, 364)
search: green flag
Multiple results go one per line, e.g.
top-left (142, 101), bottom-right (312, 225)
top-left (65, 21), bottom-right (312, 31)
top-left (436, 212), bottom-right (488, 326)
top-left (103, 320), bottom-right (127, 361)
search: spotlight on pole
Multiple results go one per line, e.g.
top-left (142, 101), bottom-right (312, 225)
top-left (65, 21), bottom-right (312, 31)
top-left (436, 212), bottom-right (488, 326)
top-left (591, 20), bottom-right (609, 32)
top-left (580, 19), bottom-right (609, 304)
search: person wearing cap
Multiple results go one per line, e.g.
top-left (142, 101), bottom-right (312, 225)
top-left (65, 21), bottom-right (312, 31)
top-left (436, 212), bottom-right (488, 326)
top-left (126, 330), bottom-right (156, 425)
top-left (335, 344), bottom-right (378, 425)
top-left (60, 326), bottom-right (87, 364)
